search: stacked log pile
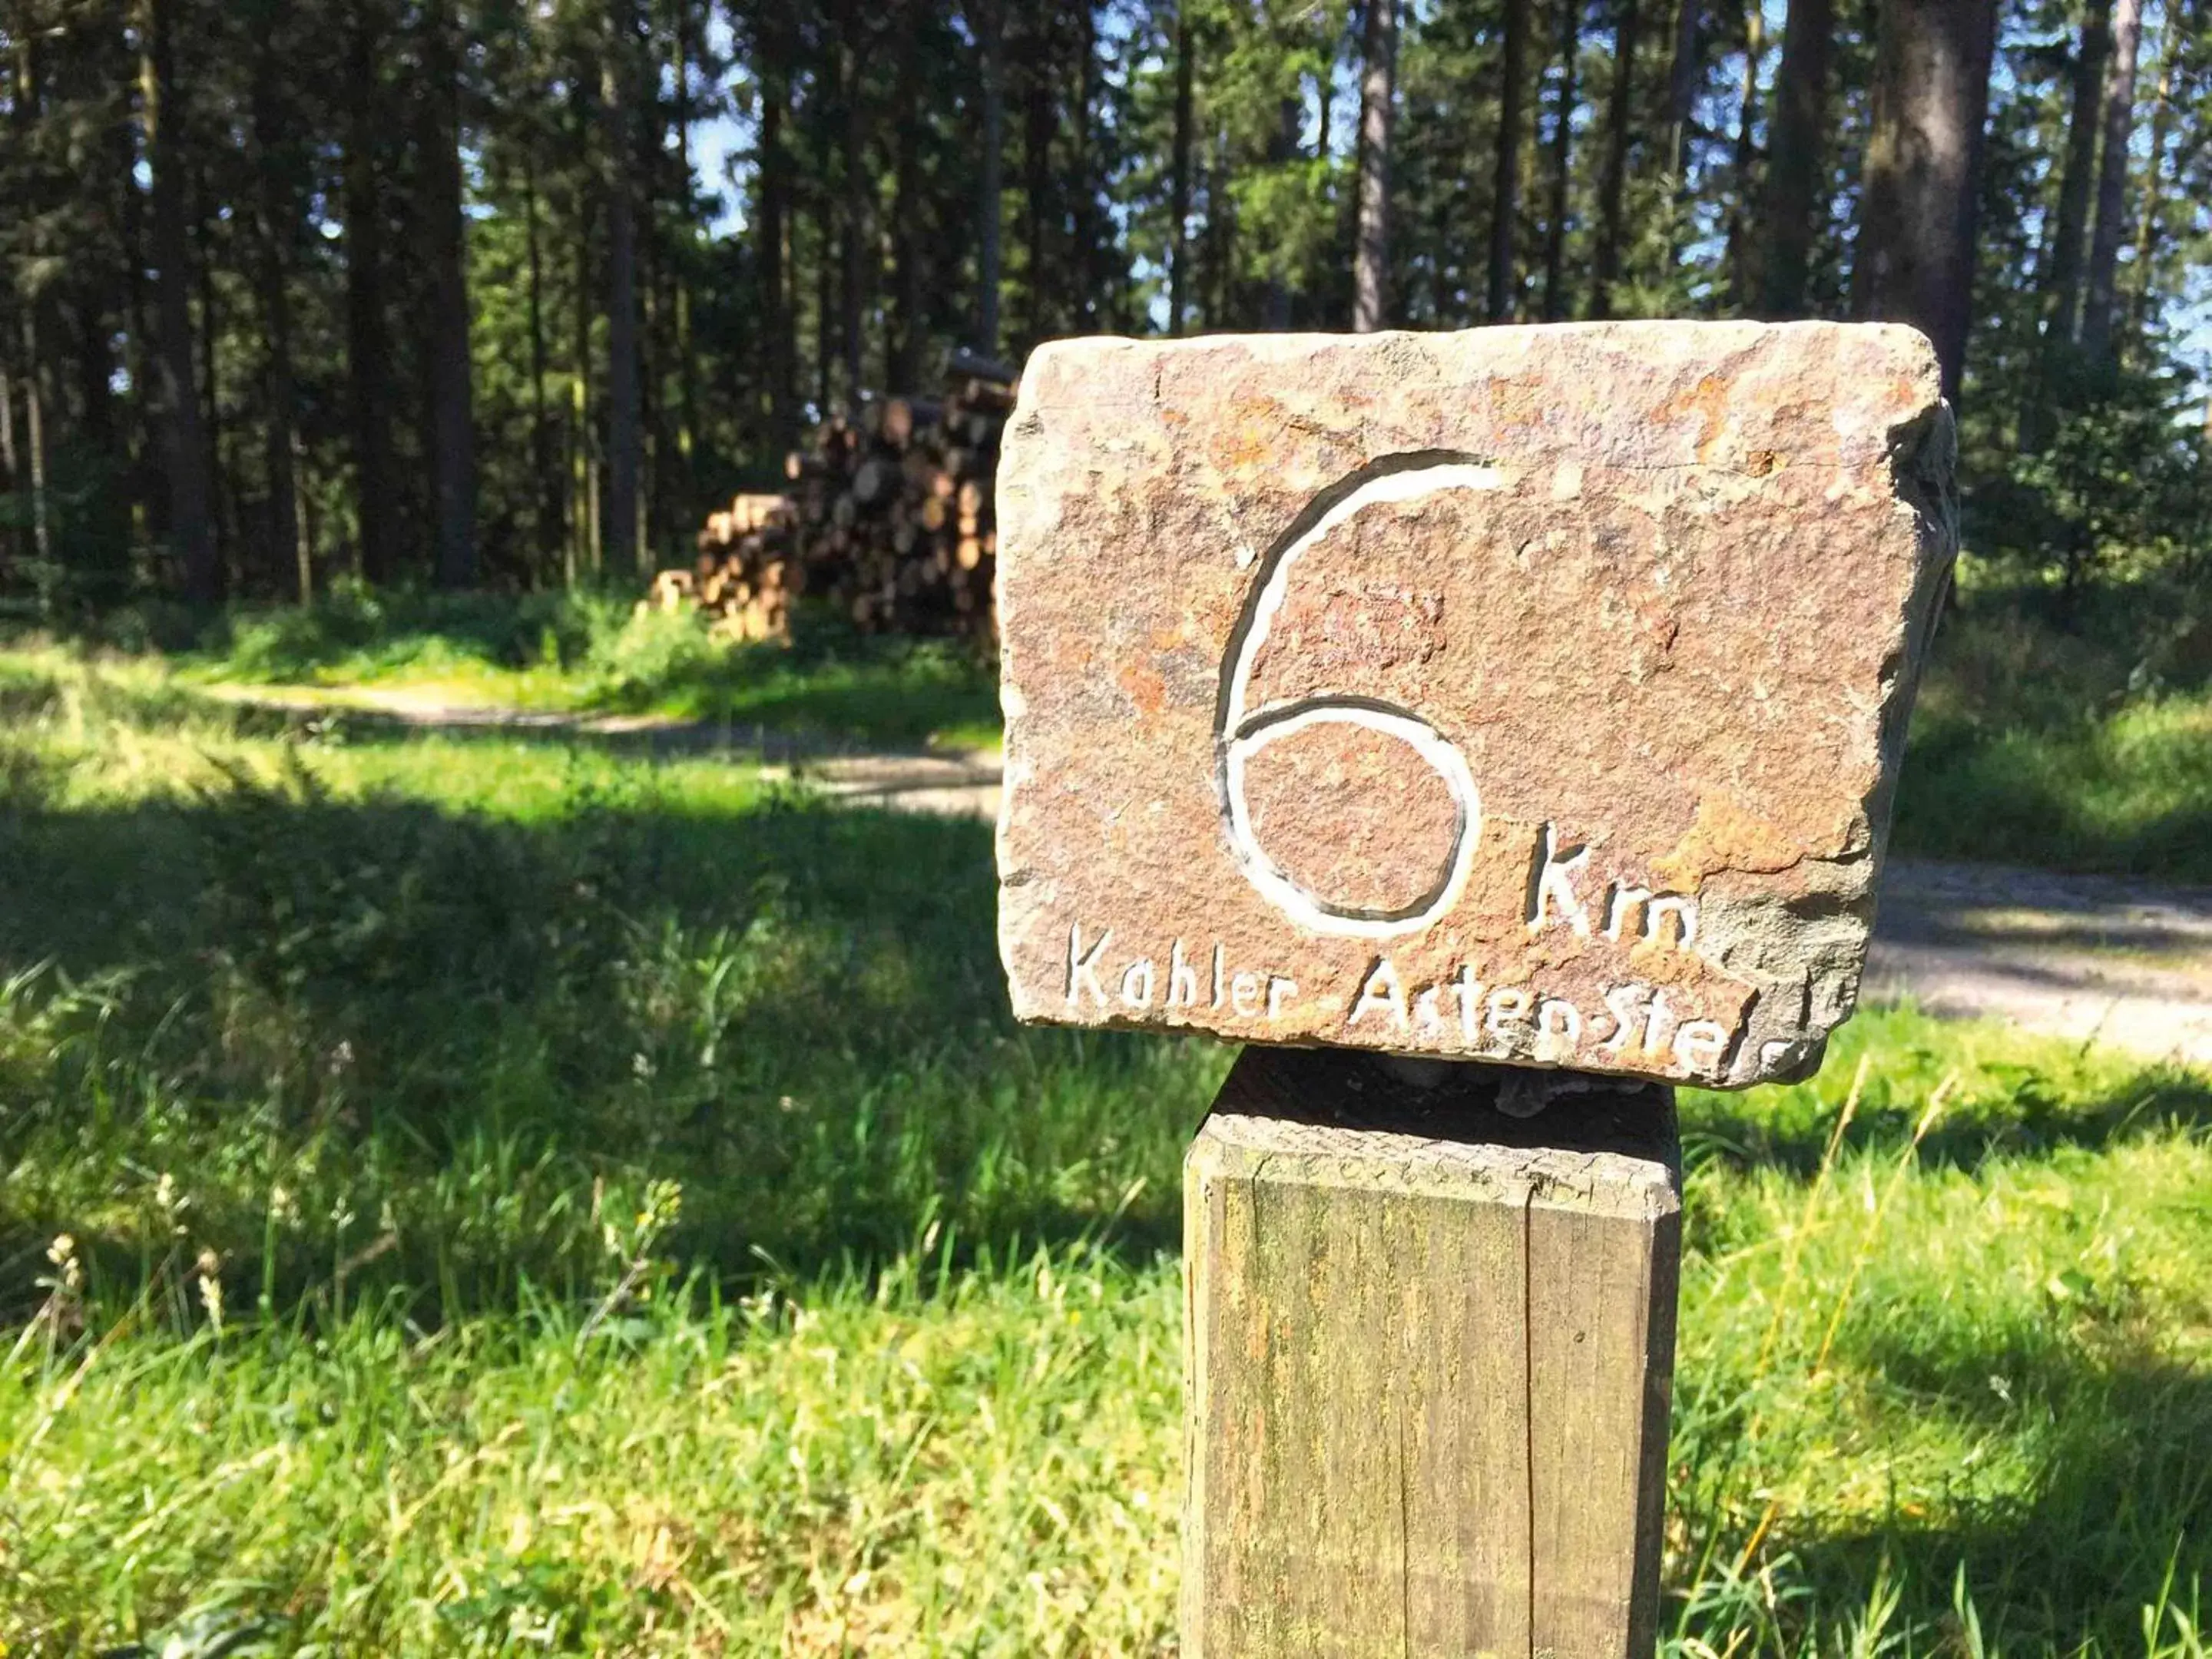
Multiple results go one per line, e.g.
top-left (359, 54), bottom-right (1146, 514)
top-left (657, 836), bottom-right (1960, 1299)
top-left (655, 492), bottom-right (802, 642)
top-left (656, 353), bottom-right (1015, 649)
top-left (786, 358), bottom-right (1013, 641)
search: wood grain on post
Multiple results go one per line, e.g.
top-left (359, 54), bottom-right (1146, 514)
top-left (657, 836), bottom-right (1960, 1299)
top-left (1183, 1046), bottom-right (1681, 1659)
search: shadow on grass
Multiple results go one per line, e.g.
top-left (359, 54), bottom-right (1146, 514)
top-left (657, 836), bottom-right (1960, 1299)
top-left (1727, 1349), bottom-right (2212, 1652)
top-left (0, 762), bottom-right (1207, 1327)
top-left (163, 591), bottom-right (1004, 750)
top-left (4, 588), bottom-right (605, 679)
top-left (13, 591), bottom-right (1005, 750)
top-left (1681, 1046), bottom-right (2212, 1188)
top-left (583, 633), bottom-right (1002, 748)
top-left (1894, 713), bottom-right (2212, 886)
top-left (204, 691), bottom-right (996, 764)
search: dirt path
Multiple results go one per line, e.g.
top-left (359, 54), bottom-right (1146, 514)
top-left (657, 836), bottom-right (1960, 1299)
top-left (1866, 859), bottom-right (2212, 1070)
top-left (210, 687), bottom-right (2212, 1070)
top-left (796, 770), bottom-right (2212, 1070)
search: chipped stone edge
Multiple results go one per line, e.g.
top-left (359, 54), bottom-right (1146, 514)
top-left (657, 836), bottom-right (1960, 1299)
top-left (993, 322), bottom-right (1960, 1093)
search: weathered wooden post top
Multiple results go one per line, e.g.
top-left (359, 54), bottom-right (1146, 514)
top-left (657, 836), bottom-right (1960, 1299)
top-left (992, 321), bottom-right (1956, 1657)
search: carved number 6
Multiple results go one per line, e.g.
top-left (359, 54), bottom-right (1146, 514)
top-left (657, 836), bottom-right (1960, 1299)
top-left (1216, 461), bottom-right (1503, 940)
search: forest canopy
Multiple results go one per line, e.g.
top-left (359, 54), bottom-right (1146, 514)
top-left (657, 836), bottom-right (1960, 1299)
top-left (1, 0), bottom-right (2207, 612)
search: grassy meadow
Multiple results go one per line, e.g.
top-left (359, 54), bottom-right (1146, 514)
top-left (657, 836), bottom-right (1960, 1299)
top-left (141, 588), bottom-right (1005, 753)
top-left (0, 605), bottom-right (2208, 1654)
top-left (1892, 571), bottom-right (2212, 883)
top-left (84, 561), bottom-right (2212, 881)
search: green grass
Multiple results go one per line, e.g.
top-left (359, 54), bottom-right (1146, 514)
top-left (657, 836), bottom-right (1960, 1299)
top-left (94, 588), bottom-right (1006, 753)
top-left (51, 564), bottom-right (2212, 882)
top-left (2, 650), bottom-right (2210, 1653)
top-left (1892, 568), bottom-right (2212, 882)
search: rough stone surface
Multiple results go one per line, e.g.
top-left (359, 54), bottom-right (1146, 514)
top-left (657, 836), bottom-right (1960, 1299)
top-left (994, 321), bottom-right (1956, 1088)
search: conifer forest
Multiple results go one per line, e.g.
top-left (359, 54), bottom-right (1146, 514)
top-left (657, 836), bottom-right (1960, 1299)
top-left (0, 0), bottom-right (2207, 610)
top-left (12, 7), bottom-right (2212, 1652)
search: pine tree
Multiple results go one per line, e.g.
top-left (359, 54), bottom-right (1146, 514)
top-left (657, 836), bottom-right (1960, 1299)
top-left (2080, 0), bottom-right (2145, 360)
top-left (603, 0), bottom-right (642, 572)
top-left (141, 0), bottom-right (217, 599)
top-left (2044, 0), bottom-right (2112, 349)
top-left (421, 0), bottom-right (478, 588)
top-left (1588, 0), bottom-right (1642, 319)
top-left (1853, 0), bottom-right (1998, 402)
top-left (343, 0), bottom-right (400, 584)
top-left (1756, 0), bottom-right (1836, 318)
top-left (1353, 0), bottom-right (1396, 331)
top-left (1170, 4), bottom-right (1198, 334)
top-left (1540, 0), bottom-right (1581, 320)
top-left (1489, 0), bottom-right (1532, 320)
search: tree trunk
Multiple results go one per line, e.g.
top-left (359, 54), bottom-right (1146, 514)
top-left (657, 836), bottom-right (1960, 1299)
top-left (1850, 0), bottom-right (1998, 404)
top-left (2078, 0), bottom-right (2143, 363)
top-left (838, 24), bottom-right (867, 406)
top-left (1755, 0), bottom-right (1835, 318)
top-left (1071, 6), bottom-right (1101, 330)
top-left (251, 14), bottom-right (304, 600)
top-left (2124, 14), bottom-right (2177, 346)
top-left (1168, 9), bottom-right (1197, 335)
top-left (757, 33), bottom-right (796, 453)
top-left (1488, 0), bottom-right (1532, 321)
top-left (2042, 0), bottom-right (2111, 350)
top-left (815, 197), bottom-right (834, 416)
top-left (13, 310), bottom-right (50, 578)
top-left (421, 0), bottom-right (476, 588)
top-left (524, 143), bottom-right (561, 576)
top-left (343, 3), bottom-right (399, 584)
top-left (1353, 0), bottom-right (1397, 332)
top-left (1723, 3), bottom-right (1763, 309)
top-left (1660, 0), bottom-right (1706, 273)
top-left (1541, 0), bottom-right (1581, 321)
top-left (670, 0), bottom-right (698, 495)
top-left (641, 190), bottom-right (665, 561)
top-left (194, 184), bottom-right (230, 571)
top-left (1264, 94), bottom-right (1301, 329)
top-left (0, 353), bottom-right (15, 578)
top-left (976, 0), bottom-right (1004, 353)
top-left (1665, 0), bottom-right (1704, 169)
top-left (10, 38), bottom-right (51, 579)
top-left (603, 0), bottom-right (642, 574)
top-left (571, 184), bottom-right (600, 581)
top-left (892, 3), bottom-right (927, 389)
top-left (1204, 125), bottom-right (1235, 326)
top-left (1022, 12), bottom-right (1057, 344)
top-left (118, 101), bottom-right (157, 541)
top-left (1590, 0), bottom-right (1642, 318)
top-left (141, 0), bottom-right (217, 601)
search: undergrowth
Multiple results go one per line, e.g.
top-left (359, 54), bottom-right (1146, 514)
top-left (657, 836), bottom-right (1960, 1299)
top-left (1893, 566), bottom-right (2212, 881)
top-left (31, 558), bottom-right (2212, 876)
top-left (68, 587), bottom-right (1006, 752)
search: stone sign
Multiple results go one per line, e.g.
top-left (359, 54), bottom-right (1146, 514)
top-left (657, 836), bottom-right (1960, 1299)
top-left (994, 321), bottom-right (1955, 1088)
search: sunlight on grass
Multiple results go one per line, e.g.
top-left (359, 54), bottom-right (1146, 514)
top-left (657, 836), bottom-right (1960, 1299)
top-left (1895, 569), bottom-right (2212, 883)
top-left (135, 591), bottom-right (1008, 752)
top-left (1, 646), bottom-right (2207, 1652)
top-left (1899, 693), bottom-right (2212, 881)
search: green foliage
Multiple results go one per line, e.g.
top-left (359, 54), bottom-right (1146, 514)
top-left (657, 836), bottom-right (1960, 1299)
top-left (4, 0), bottom-right (2210, 642)
top-left (190, 584), bottom-right (607, 685)
top-left (38, 589), bottom-right (1005, 750)
top-left (1895, 574), bottom-right (2212, 880)
top-left (0, 650), bottom-right (1187, 1321)
top-left (1968, 363), bottom-right (2212, 602)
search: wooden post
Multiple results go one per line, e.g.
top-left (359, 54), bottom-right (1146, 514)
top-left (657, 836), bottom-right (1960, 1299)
top-left (1183, 1045), bottom-right (1681, 1658)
